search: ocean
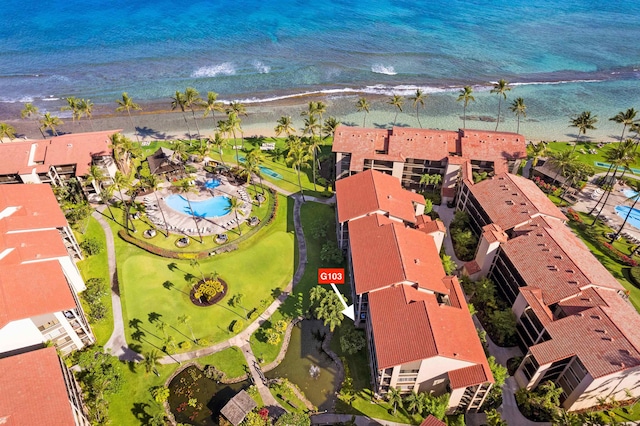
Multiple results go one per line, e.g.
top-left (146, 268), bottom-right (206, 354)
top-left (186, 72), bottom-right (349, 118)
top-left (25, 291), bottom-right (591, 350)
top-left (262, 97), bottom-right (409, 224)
top-left (2, 0), bottom-right (639, 140)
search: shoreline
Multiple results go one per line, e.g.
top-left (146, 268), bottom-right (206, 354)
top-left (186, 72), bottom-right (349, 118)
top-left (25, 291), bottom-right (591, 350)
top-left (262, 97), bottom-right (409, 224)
top-left (0, 89), bottom-right (624, 143)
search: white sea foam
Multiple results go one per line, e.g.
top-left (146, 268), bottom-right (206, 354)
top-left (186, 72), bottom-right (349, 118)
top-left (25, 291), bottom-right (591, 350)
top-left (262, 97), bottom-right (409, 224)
top-left (191, 63), bottom-right (236, 78)
top-left (252, 60), bottom-right (271, 74)
top-left (371, 64), bottom-right (397, 75)
top-left (0, 96), bottom-right (34, 103)
top-left (509, 79), bottom-right (603, 87)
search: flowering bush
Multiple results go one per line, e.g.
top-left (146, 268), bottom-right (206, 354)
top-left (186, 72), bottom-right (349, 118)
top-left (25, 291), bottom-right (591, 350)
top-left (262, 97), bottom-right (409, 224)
top-left (532, 176), bottom-right (561, 195)
top-left (601, 241), bottom-right (639, 266)
top-left (566, 208), bottom-right (582, 223)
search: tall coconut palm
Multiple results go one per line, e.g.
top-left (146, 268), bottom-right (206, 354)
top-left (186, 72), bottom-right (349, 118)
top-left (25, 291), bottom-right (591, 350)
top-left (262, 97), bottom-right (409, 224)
top-left (173, 178), bottom-right (203, 243)
top-left (209, 132), bottom-right (227, 166)
top-left (490, 79), bottom-right (511, 131)
top-left (177, 314), bottom-right (196, 342)
top-left (388, 94), bottom-right (404, 126)
top-left (227, 101), bottom-right (247, 117)
top-left (171, 90), bottom-right (191, 140)
top-left (99, 185), bottom-right (116, 220)
top-left (510, 97), bottom-right (526, 134)
top-left (113, 171), bottom-right (135, 233)
top-left (286, 136), bottom-right (311, 201)
top-left (171, 140), bottom-right (188, 172)
top-left (613, 180), bottom-right (640, 241)
top-left (202, 91), bottom-right (224, 132)
top-left (226, 112), bottom-right (242, 163)
top-left (142, 350), bottom-right (161, 376)
top-left (109, 133), bottom-right (135, 175)
top-left (456, 86), bottom-right (475, 129)
top-left (322, 117), bottom-right (340, 139)
top-left (409, 89), bottom-right (427, 128)
top-left (0, 123), bottom-right (16, 141)
top-left (274, 116), bottom-right (296, 138)
top-left (569, 111), bottom-right (597, 150)
top-left (87, 164), bottom-right (105, 195)
top-left (304, 119), bottom-right (321, 192)
top-left (115, 92), bottom-right (142, 142)
top-left (610, 108), bottom-right (638, 142)
top-left (548, 151), bottom-right (579, 186)
top-left (21, 102), bottom-right (39, 120)
top-left (184, 87), bottom-right (203, 139)
top-left (529, 141), bottom-right (548, 168)
top-left (589, 141), bottom-right (634, 221)
top-left (226, 196), bottom-right (246, 236)
top-left (245, 149), bottom-right (266, 195)
top-left (78, 98), bottom-right (95, 131)
top-left (145, 173), bottom-right (170, 237)
top-left (62, 97), bottom-right (81, 127)
top-left (40, 112), bottom-right (63, 137)
top-left (356, 97), bottom-right (370, 127)
top-left (315, 101), bottom-right (327, 139)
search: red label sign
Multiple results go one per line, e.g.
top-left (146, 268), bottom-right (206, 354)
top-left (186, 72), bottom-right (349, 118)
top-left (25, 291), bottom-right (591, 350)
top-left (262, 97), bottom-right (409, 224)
top-left (318, 268), bottom-right (345, 284)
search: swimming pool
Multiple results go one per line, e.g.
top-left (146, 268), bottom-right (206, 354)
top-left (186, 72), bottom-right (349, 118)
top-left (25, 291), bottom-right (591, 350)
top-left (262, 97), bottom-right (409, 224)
top-left (236, 156), bottom-right (283, 180)
top-left (615, 205), bottom-right (640, 230)
top-left (204, 178), bottom-right (221, 189)
top-left (165, 194), bottom-right (230, 218)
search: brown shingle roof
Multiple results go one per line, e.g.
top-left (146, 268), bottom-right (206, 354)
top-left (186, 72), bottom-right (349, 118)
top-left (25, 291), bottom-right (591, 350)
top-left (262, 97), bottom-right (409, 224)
top-left (0, 347), bottom-right (77, 425)
top-left (220, 390), bottom-right (257, 426)
top-left (335, 169), bottom-right (424, 224)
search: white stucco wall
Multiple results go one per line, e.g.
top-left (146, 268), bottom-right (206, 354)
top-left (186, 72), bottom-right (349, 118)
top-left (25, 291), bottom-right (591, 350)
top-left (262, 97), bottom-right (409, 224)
top-left (58, 256), bottom-right (86, 293)
top-left (0, 319), bottom-right (43, 354)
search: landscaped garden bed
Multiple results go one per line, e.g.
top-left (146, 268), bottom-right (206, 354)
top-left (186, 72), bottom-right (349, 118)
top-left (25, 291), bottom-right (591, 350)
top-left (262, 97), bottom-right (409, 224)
top-left (190, 277), bottom-right (228, 307)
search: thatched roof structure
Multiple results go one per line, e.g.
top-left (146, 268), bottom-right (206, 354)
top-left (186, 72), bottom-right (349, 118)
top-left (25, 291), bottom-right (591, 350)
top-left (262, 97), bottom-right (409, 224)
top-left (146, 147), bottom-right (182, 175)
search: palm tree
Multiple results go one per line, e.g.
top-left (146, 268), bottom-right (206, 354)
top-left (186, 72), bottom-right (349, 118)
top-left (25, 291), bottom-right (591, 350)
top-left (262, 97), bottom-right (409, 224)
top-left (171, 140), bottom-right (188, 170)
top-left (409, 89), bottom-right (427, 128)
top-left (99, 185), bottom-right (116, 220)
top-left (356, 97), bottom-right (370, 127)
top-left (113, 171), bottom-right (135, 233)
top-left (388, 94), bottom-right (404, 126)
top-left (510, 97), bottom-right (527, 134)
top-left (87, 164), bottom-right (105, 195)
top-left (322, 117), bottom-right (340, 139)
top-left (226, 196), bottom-right (246, 236)
top-left (115, 92), bottom-right (142, 142)
top-left (610, 108), bottom-right (638, 142)
top-left (240, 150), bottom-right (261, 195)
top-left (591, 139), bottom-right (635, 214)
top-left (315, 101), bottom-right (327, 140)
top-left (62, 96), bottom-right (81, 127)
top-left (226, 112), bottom-right (242, 163)
top-left (245, 149), bottom-right (266, 195)
top-left (456, 86), bottom-right (475, 129)
top-left (142, 350), bottom-right (161, 375)
top-left (227, 101), bottom-right (247, 117)
top-left (194, 138), bottom-right (209, 162)
top-left (286, 136), bottom-right (311, 201)
top-left (209, 132), bottom-right (227, 166)
top-left (386, 387), bottom-right (403, 415)
top-left (404, 391), bottom-right (422, 414)
top-left (275, 115), bottom-right (296, 138)
top-left (109, 133), bottom-right (135, 175)
top-left (145, 174), bottom-right (170, 237)
top-left (177, 314), bottom-right (196, 342)
top-left (490, 79), bottom-right (511, 131)
top-left (173, 178), bottom-right (203, 243)
top-left (570, 111), bottom-right (598, 148)
top-left (40, 112), bottom-right (63, 137)
top-left (78, 98), bottom-right (94, 130)
top-left (419, 173), bottom-right (431, 192)
top-left (303, 115), bottom-right (321, 192)
top-left (0, 123), bottom-right (16, 141)
top-left (171, 90), bottom-right (191, 140)
top-left (202, 91), bottom-right (224, 132)
top-left (21, 102), bottom-right (39, 119)
top-left (613, 180), bottom-right (640, 241)
top-left (184, 87), bottom-right (203, 139)
top-left (548, 151), bottom-right (579, 187)
top-left (429, 173), bottom-right (442, 194)
top-left (529, 141), bottom-right (548, 167)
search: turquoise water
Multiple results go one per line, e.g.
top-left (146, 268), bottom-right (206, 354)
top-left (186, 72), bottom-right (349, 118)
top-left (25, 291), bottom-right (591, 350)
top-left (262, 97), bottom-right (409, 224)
top-left (204, 178), bottom-right (221, 189)
top-left (237, 156), bottom-right (283, 180)
top-left (615, 206), bottom-right (640, 230)
top-left (1, 0), bottom-right (639, 139)
top-left (166, 194), bottom-right (230, 218)
top-left (623, 189), bottom-right (639, 199)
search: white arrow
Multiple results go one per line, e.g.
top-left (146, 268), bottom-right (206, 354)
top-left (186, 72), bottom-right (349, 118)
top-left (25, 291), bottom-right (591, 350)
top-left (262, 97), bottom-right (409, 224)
top-left (331, 283), bottom-right (355, 321)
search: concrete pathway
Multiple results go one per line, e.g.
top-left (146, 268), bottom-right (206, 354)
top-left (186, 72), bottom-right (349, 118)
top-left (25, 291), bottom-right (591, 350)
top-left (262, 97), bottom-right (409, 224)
top-left (94, 208), bottom-right (142, 362)
top-left (311, 413), bottom-right (412, 426)
top-left (500, 377), bottom-right (551, 426)
top-left (240, 342), bottom-right (279, 407)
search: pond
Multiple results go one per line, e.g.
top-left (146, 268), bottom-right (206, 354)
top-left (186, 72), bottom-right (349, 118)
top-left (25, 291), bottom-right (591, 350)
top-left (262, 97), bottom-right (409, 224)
top-left (265, 320), bottom-right (340, 411)
top-left (168, 365), bottom-right (250, 425)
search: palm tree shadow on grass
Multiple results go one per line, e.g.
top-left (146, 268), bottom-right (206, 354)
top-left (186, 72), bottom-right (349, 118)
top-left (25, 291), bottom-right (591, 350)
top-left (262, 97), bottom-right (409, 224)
top-left (148, 312), bottom-right (163, 324)
top-left (162, 280), bottom-right (190, 296)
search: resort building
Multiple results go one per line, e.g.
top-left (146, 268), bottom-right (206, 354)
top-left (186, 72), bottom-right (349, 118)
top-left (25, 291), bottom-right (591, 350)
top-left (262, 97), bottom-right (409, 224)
top-left (0, 184), bottom-right (94, 356)
top-left (0, 347), bottom-right (90, 425)
top-left (336, 170), bottom-right (493, 413)
top-left (332, 126), bottom-right (526, 200)
top-left (0, 130), bottom-right (119, 189)
top-left (457, 172), bottom-right (640, 411)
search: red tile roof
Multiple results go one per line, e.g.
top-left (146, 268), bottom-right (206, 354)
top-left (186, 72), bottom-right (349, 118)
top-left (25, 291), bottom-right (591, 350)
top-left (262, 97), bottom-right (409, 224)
top-left (0, 184), bottom-right (68, 231)
top-left (369, 282), bottom-right (492, 385)
top-left (349, 215), bottom-right (448, 295)
top-left (448, 364), bottom-right (491, 389)
top-left (0, 130), bottom-right (118, 176)
top-left (335, 169), bottom-right (424, 224)
top-left (0, 229), bottom-right (68, 265)
top-left (468, 173), bottom-right (566, 231)
top-left (415, 215), bottom-right (446, 234)
top-left (420, 416), bottom-right (446, 426)
top-left (332, 126), bottom-right (526, 174)
top-left (0, 261), bottom-right (76, 328)
top-left (530, 289), bottom-right (640, 378)
top-left (502, 217), bottom-right (623, 305)
top-left (0, 347), bottom-right (77, 425)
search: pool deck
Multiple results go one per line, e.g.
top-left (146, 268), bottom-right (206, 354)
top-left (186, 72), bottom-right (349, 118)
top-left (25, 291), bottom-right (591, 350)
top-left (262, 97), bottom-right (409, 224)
top-left (572, 179), bottom-right (640, 242)
top-left (139, 172), bottom-right (256, 238)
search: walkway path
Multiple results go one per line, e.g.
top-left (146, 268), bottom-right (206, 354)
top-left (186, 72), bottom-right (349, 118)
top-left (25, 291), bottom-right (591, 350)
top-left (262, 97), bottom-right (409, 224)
top-left (94, 208), bottom-right (142, 362)
top-left (311, 413), bottom-right (412, 426)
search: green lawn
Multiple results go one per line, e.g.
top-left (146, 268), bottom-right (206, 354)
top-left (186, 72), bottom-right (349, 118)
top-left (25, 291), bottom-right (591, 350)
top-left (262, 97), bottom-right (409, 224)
top-left (108, 193), bottom-right (295, 355)
top-left (250, 201), bottom-right (347, 365)
top-left (195, 347), bottom-right (248, 379)
top-left (139, 137), bottom-right (335, 198)
top-left (568, 212), bottom-right (640, 312)
top-left (75, 216), bottom-right (114, 345)
top-left (538, 141), bottom-right (640, 175)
